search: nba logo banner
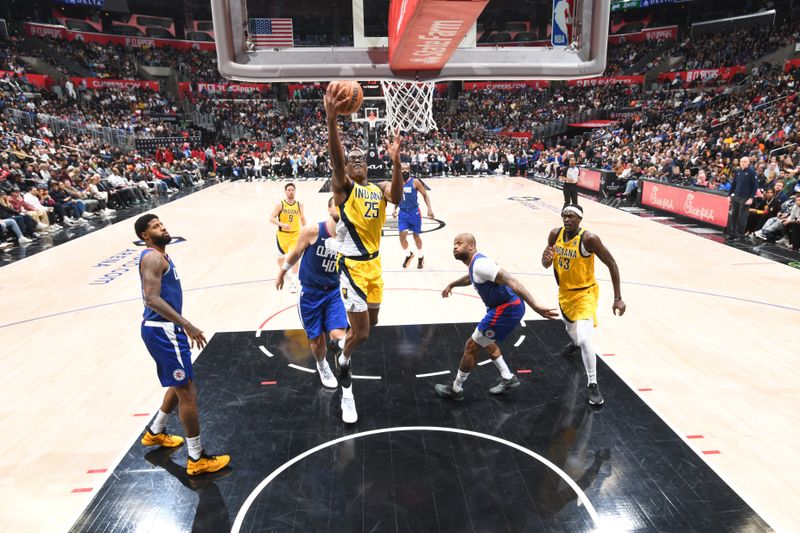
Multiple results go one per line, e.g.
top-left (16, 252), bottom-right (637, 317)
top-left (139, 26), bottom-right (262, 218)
top-left (552, 0), bottom-right (573, 47)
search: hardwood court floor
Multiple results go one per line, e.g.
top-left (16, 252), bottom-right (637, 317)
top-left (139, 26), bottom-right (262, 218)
top-left (0, 176), bottom-right (798, 532)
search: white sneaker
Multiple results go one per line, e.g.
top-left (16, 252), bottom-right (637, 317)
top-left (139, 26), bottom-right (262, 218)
top-left (63, 218), bottom-right (77, 226)
top-left (50, 224), bottom-right (62, 231)
top-left (341, 396), bottom-right (358, 424)
top-left (36, 223), bottom-right (48, 230)
top-left (317, 361), bottom-right (338, 389)
top-left (77, 218), bottom-right (89, 226)
top-left (17, 236), bottom-right (33, 244)
top-left (103, 208), bottom-right (117, 215)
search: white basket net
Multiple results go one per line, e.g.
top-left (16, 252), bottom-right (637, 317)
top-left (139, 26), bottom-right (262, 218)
top-left (380, 80), bottom-right (437, 133)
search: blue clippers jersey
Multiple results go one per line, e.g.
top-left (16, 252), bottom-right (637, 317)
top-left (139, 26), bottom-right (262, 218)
top-left (140, 249), bottom-right (183, 321)
top-left (399, 177), bottom-right (419, 211)
top-left (469, 253), bottom-right (518, 309)
top-left (299, 222), bottom-right (339, 289)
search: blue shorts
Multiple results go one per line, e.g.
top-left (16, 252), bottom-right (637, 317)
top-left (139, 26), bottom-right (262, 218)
top-left (141, 320), bottom-right (193, 387)
top-left (398, 208), bottom-right (422, 234)
top-left (298, 285), bottom-right (349, 339)
top-left (474, 298), bottom-right (525, 345)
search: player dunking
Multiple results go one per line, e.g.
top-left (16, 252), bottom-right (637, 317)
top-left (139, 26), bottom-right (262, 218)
top-left (270, 183), bottom-right (306, 293)
top-left (275, 197), bottom-right (348, 388)
top-left (135, 214), bottom-right (230, 475)
top-left (392, 162), bottom-right (434, 269)
top-left (541, 205), bottom-right (626, 405)
top-left (325, 83), bottom-right (403, 424)
top-left (435, 233), bottom-right (558, 400)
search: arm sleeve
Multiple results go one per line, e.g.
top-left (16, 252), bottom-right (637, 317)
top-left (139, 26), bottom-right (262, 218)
top-left (471, 257), bottom-right (500, 284)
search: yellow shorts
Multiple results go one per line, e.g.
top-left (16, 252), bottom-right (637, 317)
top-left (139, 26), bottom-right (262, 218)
top-left (559, 283), bottom-right (599, 326)
top-left (276, 231), bottom-right (299, 255)
top-left (337, 254), bottom-right (383, 313)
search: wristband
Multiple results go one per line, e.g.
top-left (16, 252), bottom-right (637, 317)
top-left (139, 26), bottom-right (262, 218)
top-left (614, 298), bottom-right (622, 301)
top-left (282, 262), bottom-right (293, 271)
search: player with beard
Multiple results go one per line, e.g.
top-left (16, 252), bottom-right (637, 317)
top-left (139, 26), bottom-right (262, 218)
top-left (324, 84), bottom-right (404, 424)
top-left (276, 197), bottom-right (348, 389)
top-left (435, 233), bottom-right (558, 401)
top-left (135, 214), bottom-right (230, 476)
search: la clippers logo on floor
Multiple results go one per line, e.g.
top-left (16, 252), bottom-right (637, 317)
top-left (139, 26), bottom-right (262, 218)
top-left (173, 369), bottom-right (186, 381)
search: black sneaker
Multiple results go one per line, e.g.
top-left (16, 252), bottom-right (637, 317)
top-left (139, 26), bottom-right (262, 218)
top-left (402, 252), bottom-right (415, 268)
top-left (434, 383), bottom-right (464, 401)
top-left (417, 257), bottom-right (425, 269)
top-left (489, 375), bottom-right (520, 394)
top-left (587, 383), bottom-right (604, 405)
top-left (560, 342), bottom-right (579, 358)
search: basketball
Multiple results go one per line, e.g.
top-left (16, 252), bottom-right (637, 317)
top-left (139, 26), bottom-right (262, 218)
top-left (332, 80), bottom-right (363, 115)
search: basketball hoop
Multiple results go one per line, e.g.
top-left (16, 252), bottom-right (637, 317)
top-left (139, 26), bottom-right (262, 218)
top-left (380, 80), bottom-right (437, 133)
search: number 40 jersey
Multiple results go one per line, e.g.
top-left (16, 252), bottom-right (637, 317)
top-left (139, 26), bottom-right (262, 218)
top-left (299, 222), bottom-right (340, 289)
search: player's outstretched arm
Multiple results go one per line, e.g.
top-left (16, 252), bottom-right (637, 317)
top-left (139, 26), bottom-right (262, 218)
top-left (276, 224), bottom-right (318, 290)
top-left (324, 84), bottom-right (352, 201)
top-left (584, 232), bottom-right (626, 316)
top-left (384, 129), bottom-right (404, 205)
top-left (495, 269), bottom-right (559, 319)
top-left (416, 179), bottom-right (434, 218)
top-left (141, 252), bottom-right (206, 348)
top-left (442, 274), bottom-right (471, 297)
top-left (541, 228), bottom-right (560, 268)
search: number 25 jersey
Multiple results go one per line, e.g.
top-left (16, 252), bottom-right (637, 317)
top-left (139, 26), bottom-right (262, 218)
top-left (336, 181), bottom-right (386, 259)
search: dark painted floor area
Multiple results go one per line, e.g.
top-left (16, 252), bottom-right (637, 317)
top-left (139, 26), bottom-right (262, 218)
top-left (70, 321), bottom-right (771, 532)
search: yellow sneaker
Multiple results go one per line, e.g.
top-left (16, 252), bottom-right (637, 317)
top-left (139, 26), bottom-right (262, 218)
top-left (141, 429), bottom-right (185, 448)
top-left (187, 452), bottom-right (231, 476)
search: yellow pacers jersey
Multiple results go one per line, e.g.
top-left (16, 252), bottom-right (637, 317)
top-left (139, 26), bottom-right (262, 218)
top-left (336, 181), bottom-right (386, 258)
top-left (554, 228), bottom-right (599, 324)
top-left (553, 228), bottom-right (595, 289)
top-left (278, 200), bottom-right (301, 233)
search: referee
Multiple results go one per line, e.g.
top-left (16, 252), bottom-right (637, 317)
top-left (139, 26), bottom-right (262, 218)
top-left (560, 156), bottom-right (580, 207)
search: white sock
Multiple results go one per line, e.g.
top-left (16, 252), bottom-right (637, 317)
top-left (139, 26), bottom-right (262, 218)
top-left (492, 355), bottom-right (513, 380)
top-left (342, 384), bottom-right (354, 399)
top-left (453, 370), bottom-right (469, 392)
top-left (575, 320), bottom-right (598, 385)
top-left (338, 337), bottom-right (345, 350)
top-left (415, 242), bottom-right (423, 258)
top-left (405, 249), bottom-right (413, 257)
top-left (338, 353), bottom-right (351, 368)
top-left (150, 409), bottom-right (170, 434)
top-left (187, 435), bottom-right (202, 461)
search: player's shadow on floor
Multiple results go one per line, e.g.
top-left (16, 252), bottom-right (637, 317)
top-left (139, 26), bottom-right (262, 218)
top-left (144, 447), bottom-right (232, 533)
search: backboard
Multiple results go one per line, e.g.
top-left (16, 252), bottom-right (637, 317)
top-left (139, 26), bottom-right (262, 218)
top-left (210, 0), bottom-right (611, 82)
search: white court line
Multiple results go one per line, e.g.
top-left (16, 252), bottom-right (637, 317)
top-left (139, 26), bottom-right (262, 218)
top-left (352, 375), bottom-right (381, 380)
top-left (415, 370), bottom-right (451, 378)
top-left (254, 329), bottom-right (262, 338)
top-left (477, 359), bottom-right (492, 366)
top-left (514, 335), bottom-right (526, 347)
top-left (230, 426), bottom-right (599, 533)
top-left (288, 363), bottom-right (316, 374)
top-left (520, 320), bottom-right (526, 327)
top-left (258, 345), bottom-right (275, 358)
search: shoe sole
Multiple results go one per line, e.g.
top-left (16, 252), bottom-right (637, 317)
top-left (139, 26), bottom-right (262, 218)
top-left (402, 253), bottom-right (415, 268)
top-left (588, 398), bottom-right (604, 405)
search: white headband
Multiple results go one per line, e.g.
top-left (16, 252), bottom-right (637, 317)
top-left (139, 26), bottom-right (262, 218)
top-left (562, 206), bottom-right (583, 218)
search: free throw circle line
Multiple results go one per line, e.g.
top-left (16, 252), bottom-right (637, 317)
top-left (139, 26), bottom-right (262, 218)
top-left (230, 425), bottom-right (599, 532)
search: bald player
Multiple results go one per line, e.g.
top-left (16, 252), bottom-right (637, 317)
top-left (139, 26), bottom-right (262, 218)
top-left (435, 233), bottom-right (558, 401)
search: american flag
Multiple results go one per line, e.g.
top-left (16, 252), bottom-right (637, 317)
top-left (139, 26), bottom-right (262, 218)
top-left (249, 18), bottom-right (294, 48)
